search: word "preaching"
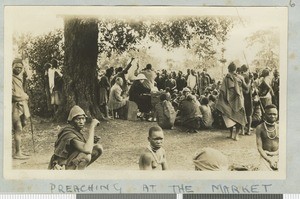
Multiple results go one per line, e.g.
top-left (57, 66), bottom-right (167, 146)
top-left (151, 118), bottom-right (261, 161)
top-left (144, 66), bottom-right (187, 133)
top-left (50, 183), bottom-right (122, 193)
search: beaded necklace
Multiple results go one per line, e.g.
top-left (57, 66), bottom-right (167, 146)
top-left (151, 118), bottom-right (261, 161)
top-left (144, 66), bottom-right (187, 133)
top-left (263, 121), bottom-right (278, 140)
top-left (147, 145), bottom-right (163, 164)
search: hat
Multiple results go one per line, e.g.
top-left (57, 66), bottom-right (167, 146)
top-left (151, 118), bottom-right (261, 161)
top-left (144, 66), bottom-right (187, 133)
top-left (12, 58), bottom-right (23, 67)
top-left (67, 105), bottom-right (87, 122)
top-left (182, 87), bottom-right (191, 92)
top-left (134, 74), bottom-right (147, 80)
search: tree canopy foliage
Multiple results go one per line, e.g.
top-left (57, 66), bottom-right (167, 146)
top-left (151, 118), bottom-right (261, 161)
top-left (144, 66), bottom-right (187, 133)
top-left (13, 30), bottom-right (64, 117)
top-left (13, 16), bottom-right (234, 119)
top-left (98, 16), bottom-right (233, 62)
top-left (246, 28), bottom-right (279, 69)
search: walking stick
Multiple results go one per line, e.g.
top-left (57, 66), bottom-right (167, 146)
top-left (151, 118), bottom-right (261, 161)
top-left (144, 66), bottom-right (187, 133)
top-left (253, 89), bottom-right (265, 115)
top-left (27, 87), bottom-right (36, 153)
top-left (29, 115), bottom-right (36, 153)
top-left (22, 63), bottom-right (36, 153)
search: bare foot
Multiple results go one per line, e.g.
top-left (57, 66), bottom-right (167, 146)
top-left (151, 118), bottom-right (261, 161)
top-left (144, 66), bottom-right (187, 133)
top-left (13, 154), bottom-right (30, 160)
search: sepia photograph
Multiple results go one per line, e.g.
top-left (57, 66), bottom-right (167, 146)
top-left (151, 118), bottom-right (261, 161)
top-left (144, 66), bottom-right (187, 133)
top-left (4, 6), bottom-right (287, 179)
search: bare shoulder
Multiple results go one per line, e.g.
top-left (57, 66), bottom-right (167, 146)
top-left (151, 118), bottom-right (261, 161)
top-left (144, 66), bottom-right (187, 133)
top-left (160, 147), bottom-right (166, 154)
top-left (140, 150), bottom-right (153, 161)
top-left (255, 123), bottom-right (263, 135)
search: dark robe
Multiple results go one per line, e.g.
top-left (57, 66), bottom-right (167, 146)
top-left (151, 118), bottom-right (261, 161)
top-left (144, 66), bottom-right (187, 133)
top-left (129, 80), bottom-right (152, 113)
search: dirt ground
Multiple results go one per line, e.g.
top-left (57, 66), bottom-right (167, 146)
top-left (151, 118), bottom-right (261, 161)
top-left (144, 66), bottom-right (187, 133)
top-left (12, 118), bottom-right (260, 170)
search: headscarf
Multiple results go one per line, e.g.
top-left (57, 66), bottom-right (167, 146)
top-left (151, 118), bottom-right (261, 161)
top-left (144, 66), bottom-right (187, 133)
top-left (193, 147), bottom-right (229, 171)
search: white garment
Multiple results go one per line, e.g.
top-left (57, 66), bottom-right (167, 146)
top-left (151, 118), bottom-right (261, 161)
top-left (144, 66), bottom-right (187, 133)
top-left (48, 68), bottom-right (62, 93)
top-left (187, 74), bottom-right (197, 90)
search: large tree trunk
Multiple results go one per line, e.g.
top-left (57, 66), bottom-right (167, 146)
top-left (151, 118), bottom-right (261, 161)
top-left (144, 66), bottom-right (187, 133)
top-left (56, 17), bottom-right (103, 121)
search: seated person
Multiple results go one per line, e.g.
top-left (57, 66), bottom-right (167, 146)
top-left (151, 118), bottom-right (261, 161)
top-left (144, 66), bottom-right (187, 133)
top-left (199, 97), bottom-right (214, 129)
top-left (108, 77), bottom-right (128, 119)
top-left (155, 93), bottom-right (177, 129)
top-left (48, 105), bottom-right (102, 170)
top-left (256, 104), bottom-right (279, 171)
top-left (178, 87), bottom-right (191, 102)
top-left (129, 74), bottom-right (152, 120)
top-left (193, 147), bottom-right (229, 170)
top-left (176, 94), bottom-right (201, 133)
top-left (139, 126), bottom-right (168, 170)
top-left (208, 94), bottom-right (216, 112)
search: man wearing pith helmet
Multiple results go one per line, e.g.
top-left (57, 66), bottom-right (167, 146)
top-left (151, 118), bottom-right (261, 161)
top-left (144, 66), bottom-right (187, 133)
top-left (12, 58), bottom-right (31, 159)
top-left (49, 105), bottom-right (103, 170)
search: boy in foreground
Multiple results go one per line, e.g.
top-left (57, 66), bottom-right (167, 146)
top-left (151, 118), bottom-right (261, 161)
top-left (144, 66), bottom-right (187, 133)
top-left (139, 126), bottom-right (168, 170)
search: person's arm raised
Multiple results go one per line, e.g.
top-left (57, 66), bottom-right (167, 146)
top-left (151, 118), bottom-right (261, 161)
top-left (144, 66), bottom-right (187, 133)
top-left (124, 57), bottom-right (135, 73)
top-left (71, 119), bottom-right (100, 154)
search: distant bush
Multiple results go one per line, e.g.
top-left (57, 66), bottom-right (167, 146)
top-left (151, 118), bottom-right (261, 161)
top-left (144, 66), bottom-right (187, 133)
top-left (14, 30), bottom-right (64, 117)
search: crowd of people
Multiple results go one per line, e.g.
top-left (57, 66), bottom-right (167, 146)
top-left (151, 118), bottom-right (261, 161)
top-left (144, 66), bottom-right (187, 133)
top-left (11, 57), bottom-right (280, 171)
top-left (99, 58), bottom-right (279, 136)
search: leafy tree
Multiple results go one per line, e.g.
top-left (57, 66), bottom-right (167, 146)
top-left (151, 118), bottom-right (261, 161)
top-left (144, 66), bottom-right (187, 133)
top-left (246, 28), bottom-right (280, 69)
top-left (62, 17), bottom-right (103, 121)
top-left (15, 15), bottom-right (233, 120)
top-left (13, 30), bottom-right (64, 117)
top-left (98, 16), bottom-right (233, 61)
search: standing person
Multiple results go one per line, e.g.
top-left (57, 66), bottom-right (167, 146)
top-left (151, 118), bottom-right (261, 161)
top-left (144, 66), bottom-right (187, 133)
top-left (155, 93), bottom-right (177, 129)
top-left (176, 71), bottom-right (187, 91)
top-left (199, 68), bottom-right (211, 95)
top-left (256, 104), bottom-right (279, 171)
top-left (48, 58), bottom-right (63, 114)
top-left (258, 68), bottom-right (274, 108)
top-left (44, 62), bottom-right (52, 112)
top-left (140, 63), bottom-right (156, 91)
top-left (48, 105), bottom-right (103, 170)
top-left (185, 69), bottom-right (191, 80)
top-left (12, 58), bottom-right (31, 159)
top-left (155, 72), bottom-right (164, 91)
top-left (187, 69), bottom-right (197, 92)
top-left (272, 69), bottom-right (280, 110)
top-left (240, 64), bottom-right (253, 135)
top-left (108, 77), bottom-right (128, 119)
top-left (139, 126), bottom-right (168, 170)
top-left (215, 62), bottom-right (247, 141)
top-left (98, 68), bottom-right (114, 119)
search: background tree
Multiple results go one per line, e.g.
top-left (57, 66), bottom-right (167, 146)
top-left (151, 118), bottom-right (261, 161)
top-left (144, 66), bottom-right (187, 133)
top-left (14, 16), bottom-right (234, 120)
top-left (246, 28), bottom-right (280, 70)
top-left (61, 17), bottom-right (103, 121)
top-left (13, 30), bottom-right (64, 117)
